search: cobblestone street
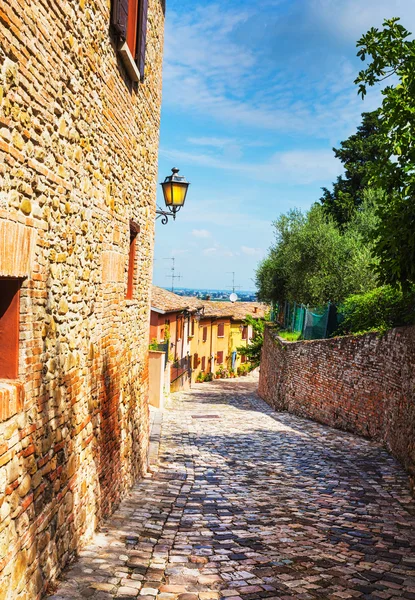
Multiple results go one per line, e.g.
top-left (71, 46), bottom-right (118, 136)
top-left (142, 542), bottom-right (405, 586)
top-left (49, 377), bottom-right (415, 600)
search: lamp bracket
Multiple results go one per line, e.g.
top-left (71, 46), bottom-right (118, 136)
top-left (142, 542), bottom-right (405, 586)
top-left (155, 205), bottom-right (181, 225)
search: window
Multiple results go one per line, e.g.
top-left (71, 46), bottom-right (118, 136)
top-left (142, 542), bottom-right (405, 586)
top-left (202, 326), bottom-right (207, 342)
top-left (0, 279), bottom-right (21, 379)
top-left (111, 0), bottom-right (148, 82)
top-left (217, 351), bottom-right (224, 364)
top-left (242, 326), bottom-right (248, 340)
top-left (217, 322), bottom-right (224, 338)
top-left (191, 319), bottom-right (195, 337)
top-left (177, 317), bottom-right (183, 340)
top-left (193, 353), bottom-right (198, 369)
top-left (126, 222), bottom-right (139, 300)
top-left (241, 354), bottom-right (246, 364)
top-left (201, 356), bottom-right (206, 371)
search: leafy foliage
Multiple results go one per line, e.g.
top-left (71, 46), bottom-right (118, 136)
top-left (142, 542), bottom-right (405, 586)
top-left (149, 338), bottom-right (160, 350)
top-left (236, 315), bottom-right (265, 368)
top-left (256, 201), bottom-right (378, 306)
top-left (320, 110), bottom-right (391, 227)
top-left (337, 285), bottom-right (415, 335)
top-left (355, 18), bottom-right (415, 287)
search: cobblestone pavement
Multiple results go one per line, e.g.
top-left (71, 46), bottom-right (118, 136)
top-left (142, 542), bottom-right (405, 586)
top-left (49, 376), bottom-right (415, 600)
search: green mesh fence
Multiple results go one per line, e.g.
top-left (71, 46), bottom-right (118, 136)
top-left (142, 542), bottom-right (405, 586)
top-left (302, 306), bottom-right (329, 340)
top-left (272, 301), bottom-right (342, 340)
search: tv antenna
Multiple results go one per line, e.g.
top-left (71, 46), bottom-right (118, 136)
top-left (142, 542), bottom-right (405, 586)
top-left (227, 272), bottom-right (242, 294)
top-left (164, 257), bottom-right (181, 292)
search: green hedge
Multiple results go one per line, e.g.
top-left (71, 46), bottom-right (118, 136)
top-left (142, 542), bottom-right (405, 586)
top-left (337, 285), bottom-right (415, 334)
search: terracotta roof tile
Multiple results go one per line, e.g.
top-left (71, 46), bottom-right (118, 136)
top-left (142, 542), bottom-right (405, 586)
top-left (151, 286), bottom-right (202, 313)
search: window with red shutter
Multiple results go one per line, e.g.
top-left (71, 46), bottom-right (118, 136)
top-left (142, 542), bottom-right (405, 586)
top-left (217, 351), bottom-right (224, 364)
top-left (217, 322), bottom-right (224, 337)
top-left (0, 279), bottom-right (21, 379)
top-left (111, 0), bottom-right (148, 82)
top-left (126, 223), bottom-right (139, 300)
top-left (201, 356), bottom-right (206, 371)
top-left (202, 326), bottom-right (207, 342)
top-left (242, 326), bottom-right (248, 340)
top-left (241, 354), bottom-right (246, 364)
top-left (193, 353), bottom-right (198, 369)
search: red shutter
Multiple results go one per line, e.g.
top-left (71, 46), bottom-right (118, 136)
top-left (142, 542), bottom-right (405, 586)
top-left (127, 0), bottom-right (139, 56)
top-left (126, 228), bottom-right (138, 300)
top-left (217, 351), bottom-right (223, 364)
top-left (242, 326), bottom-right (248, 340)
top-left (137, 0), bottom-right (148, 78)
top-left (0, 279), bottom-right (21, 379)
top-left (217, 323), bottom-right (224, 337)
top-left (201, 356), bottom-right (206, 371)
top-left (193, 353), bottom-right (198, 369)
top-left (112, 0), bottom-right (129, 39)
top-left (203, 326), bottom-right (207, 342)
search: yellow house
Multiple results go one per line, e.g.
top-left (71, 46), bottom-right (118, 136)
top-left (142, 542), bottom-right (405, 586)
top-left (191, 302), bottom-right (266, 382)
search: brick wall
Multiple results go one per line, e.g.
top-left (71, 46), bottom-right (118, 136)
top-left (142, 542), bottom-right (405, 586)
top-left (0, 0), bottom-right (164, 597)
top-left (259, 325), bottom-right (415, 492)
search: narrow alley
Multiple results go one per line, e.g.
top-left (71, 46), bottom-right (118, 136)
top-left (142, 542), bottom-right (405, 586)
top-left (49, 377), bottom-right (415, 600)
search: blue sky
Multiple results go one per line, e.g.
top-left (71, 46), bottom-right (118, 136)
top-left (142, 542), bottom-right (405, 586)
top-left (153, 0), bottom-right (415, 291)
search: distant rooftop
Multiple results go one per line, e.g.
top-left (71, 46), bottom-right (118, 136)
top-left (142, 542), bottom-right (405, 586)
top-left (151, 286), bottom-right (266, 320)
top-left (151, 286), bottom-right (203, 314)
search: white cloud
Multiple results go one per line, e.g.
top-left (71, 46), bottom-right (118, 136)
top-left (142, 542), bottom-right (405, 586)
top-left (191, 228), bottom-right (211, 238)
top-left (188, 137), bottom-right (236, 148)
top-left (241, 246), bottom-right (263, 257)
top-left (311, 0), bottom-right (415, 43)
top-left (162, 2), bottom-right (387, 140)
top-left (202, 244), bottom-right (238, 258)
top-left (160, 147), bottom-right (343, 185)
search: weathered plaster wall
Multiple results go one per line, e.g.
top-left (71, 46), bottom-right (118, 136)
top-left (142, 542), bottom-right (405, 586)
top-left (0, 0), bottom-right (164, 597)
top-left (259, 325), bottom-right (415, 492)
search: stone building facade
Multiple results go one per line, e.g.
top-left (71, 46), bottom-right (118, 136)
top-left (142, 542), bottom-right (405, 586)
top-left (0, 0), bottom-right (165, 597)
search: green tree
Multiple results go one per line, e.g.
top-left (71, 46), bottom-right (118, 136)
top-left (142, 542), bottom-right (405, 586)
top-left (236, 315), bottom-right (265, 368)
top-left (320, 110), bottom-right (390, 227)
top-left (355, 17), bottom-right (415, 287)
top-left (256, 203), bottom-right (378, 307)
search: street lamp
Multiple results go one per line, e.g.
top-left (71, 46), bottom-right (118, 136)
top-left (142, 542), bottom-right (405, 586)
top-left (157, 168), bottom-right (190, 225)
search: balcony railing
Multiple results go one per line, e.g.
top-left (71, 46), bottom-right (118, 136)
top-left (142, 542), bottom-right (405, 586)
top-left (171, 355), bottom-right (190, 383)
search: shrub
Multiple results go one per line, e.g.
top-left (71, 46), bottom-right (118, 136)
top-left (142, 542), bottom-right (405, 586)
top-left (237, 364), bottom-right (251, 376)
top-left (337, 285), bottom-right (415, 334)
top-left (149, 338), bottom-right (159, 350)
top-left (204, 372), bottom-right (213, 382)
top-left (277, 330), bottom-right (302, 342)
top-left (215, 365), bottom-right (230, 379)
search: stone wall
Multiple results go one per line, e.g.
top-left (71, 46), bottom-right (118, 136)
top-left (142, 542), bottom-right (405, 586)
top-left (0, 0), bottom-right (164, 597)
top-left (259, 325), bottom-right (415, 492)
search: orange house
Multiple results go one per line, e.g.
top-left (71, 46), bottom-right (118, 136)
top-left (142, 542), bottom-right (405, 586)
top-left (150, 286), bottom-right (202, 389)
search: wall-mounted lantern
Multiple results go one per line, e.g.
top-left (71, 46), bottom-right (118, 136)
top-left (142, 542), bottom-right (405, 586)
top-left (156, 168), bottom-right (190, 225)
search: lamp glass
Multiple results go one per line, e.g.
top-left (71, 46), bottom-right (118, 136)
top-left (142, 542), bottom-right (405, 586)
top-left (162, 182), bottom-right (173, 206)
top-left (170, 182), bottom-right (188, 206)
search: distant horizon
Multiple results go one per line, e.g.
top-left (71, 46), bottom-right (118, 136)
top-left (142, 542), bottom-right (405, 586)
top-left (157, 285), bottom-right (257, 294)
